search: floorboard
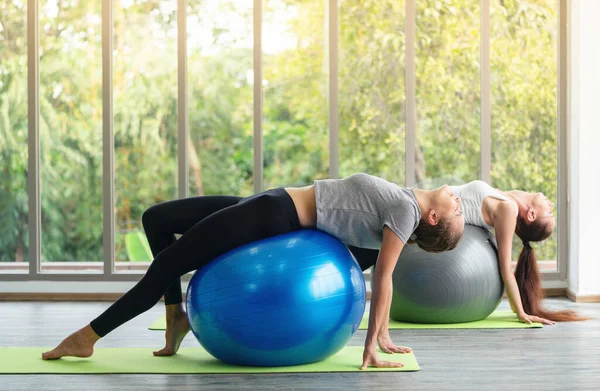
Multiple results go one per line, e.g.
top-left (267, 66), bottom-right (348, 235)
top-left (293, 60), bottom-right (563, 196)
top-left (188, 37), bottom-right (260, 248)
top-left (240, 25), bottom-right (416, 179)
top-left (0, 298), bottom-right (598, 390)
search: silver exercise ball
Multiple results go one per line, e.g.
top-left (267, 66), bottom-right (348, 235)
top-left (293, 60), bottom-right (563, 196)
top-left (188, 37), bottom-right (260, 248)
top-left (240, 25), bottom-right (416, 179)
top-left (389, 225), bottom-right (503, 324)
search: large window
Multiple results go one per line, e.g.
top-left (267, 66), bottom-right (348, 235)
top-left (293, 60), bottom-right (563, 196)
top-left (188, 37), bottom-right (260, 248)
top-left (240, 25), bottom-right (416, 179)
top-left (339, 0), bottom-right (406, 183)
top-left (1, 0), bottom-right (565, 280)
top-left (187, 0), bottom-right (254, 197)
top-left (0, 0), bottom-right (28, 273)
top-left (415, 0), bottom-right (480, 186)
top-left (262, 0), bottom-right (329, 189)
top-left (39, 0), bottom-right (103, 272)
top-left (490, 0), bottom-right (558, 266)
top-left (113, 0), bottom-right (178, 267)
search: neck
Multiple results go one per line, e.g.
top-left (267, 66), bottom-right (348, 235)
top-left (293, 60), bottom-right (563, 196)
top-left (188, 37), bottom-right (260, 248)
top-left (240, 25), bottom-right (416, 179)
top-left (412, 188), bottom-right (432, 219)
top-left (501, 190), bottom-right (528, 216)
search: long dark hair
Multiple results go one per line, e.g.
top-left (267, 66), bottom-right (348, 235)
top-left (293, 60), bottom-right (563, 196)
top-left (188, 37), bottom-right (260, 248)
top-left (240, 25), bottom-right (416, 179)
top-left (515, 218), bottom-right (588, 322)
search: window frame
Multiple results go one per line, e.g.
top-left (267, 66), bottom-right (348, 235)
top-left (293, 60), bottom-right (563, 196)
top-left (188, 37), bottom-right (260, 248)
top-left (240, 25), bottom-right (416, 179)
top-left (0, 0), bottom-right (567, 284)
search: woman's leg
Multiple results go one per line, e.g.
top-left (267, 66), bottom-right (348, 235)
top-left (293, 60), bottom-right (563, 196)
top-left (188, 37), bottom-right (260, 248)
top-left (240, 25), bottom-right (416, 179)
top-left (141, 195), bottom-right (243, 356)
top-left (141, 195), bottom-right (243, 304)
top-left (42, 189), bottom-right (300, 360)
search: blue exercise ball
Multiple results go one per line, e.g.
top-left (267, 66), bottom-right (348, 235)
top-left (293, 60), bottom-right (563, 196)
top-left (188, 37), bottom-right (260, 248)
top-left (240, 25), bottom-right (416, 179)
top-left (186, 229), bottom-right (366, 367)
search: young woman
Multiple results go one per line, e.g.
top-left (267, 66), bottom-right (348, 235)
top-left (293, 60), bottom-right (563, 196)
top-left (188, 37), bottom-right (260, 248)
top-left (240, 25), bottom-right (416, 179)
top-left (448, 180), bottom-right (585, 324)
top-left (41, 173), bottom-right (464, 369)
top-left (349, 180), bottom-right (585, 325)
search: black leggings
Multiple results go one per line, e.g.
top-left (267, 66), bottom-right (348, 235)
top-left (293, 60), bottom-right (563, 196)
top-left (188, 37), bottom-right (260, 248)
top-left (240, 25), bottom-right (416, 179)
top-left (138, 194), bottom-right (381, 304)
top-left (90, 189), bottom-right (302, 337)
top-left (142, 194), bottom-right (244, 305)
top-left (90, 190), bottom-right (381, 337)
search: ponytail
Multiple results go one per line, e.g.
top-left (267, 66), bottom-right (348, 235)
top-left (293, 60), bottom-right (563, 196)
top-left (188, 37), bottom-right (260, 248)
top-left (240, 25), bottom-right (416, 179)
top-left (515, 243), bottom-right (588, 322)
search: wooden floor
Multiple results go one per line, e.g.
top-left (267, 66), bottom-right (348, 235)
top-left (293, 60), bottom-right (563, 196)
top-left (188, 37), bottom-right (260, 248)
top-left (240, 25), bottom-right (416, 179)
top-left (1, 298), bottom-right (598, 391)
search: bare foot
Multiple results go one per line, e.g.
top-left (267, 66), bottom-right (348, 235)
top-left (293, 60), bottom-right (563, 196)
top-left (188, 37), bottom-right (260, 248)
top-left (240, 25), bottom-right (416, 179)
top-left (42, 325), bottom-right (100, 360)
top-left (153, 305), bottom-right (190, 357)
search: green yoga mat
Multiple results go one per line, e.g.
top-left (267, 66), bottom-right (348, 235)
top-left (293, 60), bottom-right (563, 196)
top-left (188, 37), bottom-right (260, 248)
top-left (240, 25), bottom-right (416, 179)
top-left (358, 311), bottom-right (543, 329)
top-left (0, 346), bottom-right (419, 374)
top-left (149, 310), bottom-right (542, 331)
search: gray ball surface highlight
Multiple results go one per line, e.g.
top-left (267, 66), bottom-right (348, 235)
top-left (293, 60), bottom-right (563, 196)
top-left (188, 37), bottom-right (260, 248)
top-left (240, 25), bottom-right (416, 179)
top-left (390, 225), bottom-right (503, 324)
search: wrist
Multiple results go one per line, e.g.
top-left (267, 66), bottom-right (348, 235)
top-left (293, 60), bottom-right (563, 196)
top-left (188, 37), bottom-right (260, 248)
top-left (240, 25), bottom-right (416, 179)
top-left (364, 344), bottom-right (377, 354)
top-left (377, 330), bottom-right (389, 340)
top-left (364, 336), bottom-right (378, 351)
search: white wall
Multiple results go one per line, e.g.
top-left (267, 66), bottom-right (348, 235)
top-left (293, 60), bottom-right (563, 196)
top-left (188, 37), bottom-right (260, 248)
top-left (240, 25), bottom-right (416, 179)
top-left (568, 0), bottom-right (600, 296)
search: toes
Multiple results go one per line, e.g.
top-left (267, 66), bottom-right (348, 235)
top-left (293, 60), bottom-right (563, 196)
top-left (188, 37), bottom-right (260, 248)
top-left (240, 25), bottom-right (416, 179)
top-left (42, 349), bottom-right (60, 360)
top-left (153, 348), bottom-right (174, 357)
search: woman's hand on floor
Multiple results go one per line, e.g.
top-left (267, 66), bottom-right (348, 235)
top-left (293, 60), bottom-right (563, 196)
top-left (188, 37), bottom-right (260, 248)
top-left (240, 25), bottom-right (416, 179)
top-left (360, 348), bottom-right (405, 370)
top-left (377, 333), bottom-right (412, 354)
top-left (518, 312), bottom-right (555, 325)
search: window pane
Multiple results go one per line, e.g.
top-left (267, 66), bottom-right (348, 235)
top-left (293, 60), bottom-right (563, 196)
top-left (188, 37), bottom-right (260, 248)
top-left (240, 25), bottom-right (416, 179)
top-left (491, 0), bottom-right (557, 267)
top-left (263, 0), bottom-right (328, 188)
top-left (339, 0), bottom-right (405, 183)
top-left (0, 0), bottom-right (28, 273)
top-left (415, 0), bottom-right (480, 186)
top-left (39, 0), bottom-right (103, 272)
top-left (114, 0), bottom-right (178, 268)
top-left (188, 0), bottom-right (253, 197)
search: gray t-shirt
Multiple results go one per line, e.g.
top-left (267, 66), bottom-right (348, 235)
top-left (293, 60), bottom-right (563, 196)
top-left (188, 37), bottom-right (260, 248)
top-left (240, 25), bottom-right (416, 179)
top-left (314, 173), bottom-right (421, 249)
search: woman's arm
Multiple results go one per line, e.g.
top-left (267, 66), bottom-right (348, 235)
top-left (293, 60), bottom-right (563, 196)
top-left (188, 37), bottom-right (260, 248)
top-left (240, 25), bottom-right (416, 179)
top-left (493, 203), bottom-right (554, 325)
top-left (493, 205), bottom-right (526, 314)
top-left (360, 226), bottom-right (407, 370)
top-left (375, 280), bottom-right (412, 354)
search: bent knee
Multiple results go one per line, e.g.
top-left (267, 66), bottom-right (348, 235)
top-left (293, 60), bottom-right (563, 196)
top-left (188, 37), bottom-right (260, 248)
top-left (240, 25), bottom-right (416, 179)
top-left (141, 204), bottom-right (163, 230)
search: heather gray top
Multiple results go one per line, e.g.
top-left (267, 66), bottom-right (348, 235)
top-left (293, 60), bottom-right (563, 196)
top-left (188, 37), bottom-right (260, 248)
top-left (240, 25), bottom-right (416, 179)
top-left (314, 173), bottom-right (421, 249)
top-left (450, 180), bottom-right (518, 231)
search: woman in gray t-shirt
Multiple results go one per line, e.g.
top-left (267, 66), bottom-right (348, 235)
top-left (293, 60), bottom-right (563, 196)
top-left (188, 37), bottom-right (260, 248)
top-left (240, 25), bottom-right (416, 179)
top-left (43, 173), bottom-right (464, 370)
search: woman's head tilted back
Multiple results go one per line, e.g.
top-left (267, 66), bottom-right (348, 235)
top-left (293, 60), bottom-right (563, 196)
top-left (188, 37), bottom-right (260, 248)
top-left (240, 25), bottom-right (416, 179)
top-left (412, 185), bottom-right (464, 253)
top-left (515, 192), bottom-right (555, 244)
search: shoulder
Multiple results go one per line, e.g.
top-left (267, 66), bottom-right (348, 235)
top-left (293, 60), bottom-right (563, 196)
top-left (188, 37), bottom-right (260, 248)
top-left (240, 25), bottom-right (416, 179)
top-left (382, 205), bottom-right (419, 245)
top-left (491, 201), bottom-right (518, 228)
top-left (383, 198), bottom-right (420, 229)
top-left (497, 199), bottom-right (517, 213)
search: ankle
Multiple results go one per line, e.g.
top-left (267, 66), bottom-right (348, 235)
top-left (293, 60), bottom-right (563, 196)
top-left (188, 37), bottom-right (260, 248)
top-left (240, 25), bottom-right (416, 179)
top-left (79, 324), bottom-right (101, 344)
top-left (166, 303), bottom-right (185, 315)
